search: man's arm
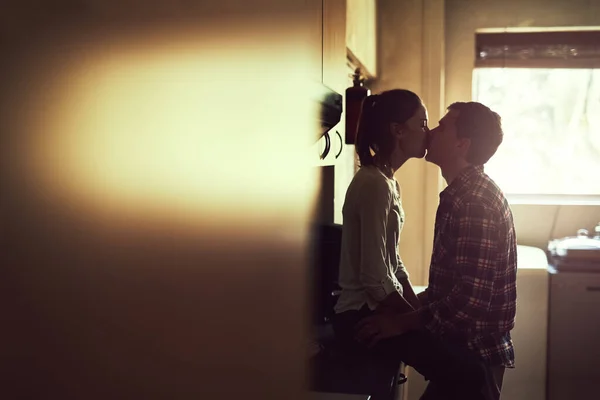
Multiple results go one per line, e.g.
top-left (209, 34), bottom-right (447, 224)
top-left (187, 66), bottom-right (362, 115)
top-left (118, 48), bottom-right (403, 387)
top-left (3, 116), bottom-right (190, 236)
top-left (416, 289), bottom-right (428, 306)
top-left (417, 202), bottom-right (499, 336)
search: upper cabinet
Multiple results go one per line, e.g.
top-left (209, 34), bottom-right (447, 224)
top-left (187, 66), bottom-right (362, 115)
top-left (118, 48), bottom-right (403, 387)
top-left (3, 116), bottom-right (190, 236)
top-left (346, 0), bottom-right (376, 77)
top-left (309, 0), bottom-right (347, 89)
top-left (323, 0), bottom-right (347, 93)
top-left (313, 0), bottom-right (347, 166)
top-left (309, 0), bottom-right (324, 83)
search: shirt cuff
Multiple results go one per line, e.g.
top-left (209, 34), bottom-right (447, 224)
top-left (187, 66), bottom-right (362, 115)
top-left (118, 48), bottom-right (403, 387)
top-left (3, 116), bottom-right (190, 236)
top-left (365, 277), bottom-right (400, 302)
top-left (395, 268), bottom-right (409, 280)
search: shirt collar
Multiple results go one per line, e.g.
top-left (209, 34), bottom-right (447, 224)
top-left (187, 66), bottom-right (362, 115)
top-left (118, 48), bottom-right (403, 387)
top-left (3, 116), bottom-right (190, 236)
top-left (440, 164), bottom-right (484, 199)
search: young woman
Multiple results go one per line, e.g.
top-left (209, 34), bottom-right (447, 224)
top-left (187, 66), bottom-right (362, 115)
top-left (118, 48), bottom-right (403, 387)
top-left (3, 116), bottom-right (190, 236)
top-left (333, 88), bottom-right (429, 350)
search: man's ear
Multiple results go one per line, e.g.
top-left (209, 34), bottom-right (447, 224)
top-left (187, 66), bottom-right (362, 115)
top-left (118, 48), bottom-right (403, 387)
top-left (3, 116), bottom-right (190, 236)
top-left (457, 137), bottom-right (471, 153)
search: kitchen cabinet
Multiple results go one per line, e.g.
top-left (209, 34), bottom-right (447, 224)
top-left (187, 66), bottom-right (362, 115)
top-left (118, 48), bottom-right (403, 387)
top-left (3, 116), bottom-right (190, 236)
top-left (548, 270), bottom-right (600, 400)
top-left (313, 127), bottom-right (345, 167)
top-left (309, 0), bottom-right (324, 84)
top-left (313, 0), bottom-right (347, 167)
top-left (323, 0), bottom-right (347, 94)
top-left (346, 0), bottom-right (376, 77)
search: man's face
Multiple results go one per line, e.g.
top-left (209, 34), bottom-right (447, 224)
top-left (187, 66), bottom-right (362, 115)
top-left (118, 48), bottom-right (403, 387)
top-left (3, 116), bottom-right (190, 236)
top-left (425, 109), bottom-right (467, 167)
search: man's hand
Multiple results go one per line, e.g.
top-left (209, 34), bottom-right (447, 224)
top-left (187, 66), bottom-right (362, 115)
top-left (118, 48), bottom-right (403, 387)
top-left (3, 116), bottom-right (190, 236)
top-left (374, 304), bottom-right (399, 315)
top-left (354, 311), bottom-right (421, 348)
top-left (378, 291), bottom-right (415, 314)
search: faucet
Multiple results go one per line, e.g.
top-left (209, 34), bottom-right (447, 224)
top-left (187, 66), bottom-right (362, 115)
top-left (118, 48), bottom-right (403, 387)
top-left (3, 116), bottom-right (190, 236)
top-left (594, 222), bottom-right (600, 240)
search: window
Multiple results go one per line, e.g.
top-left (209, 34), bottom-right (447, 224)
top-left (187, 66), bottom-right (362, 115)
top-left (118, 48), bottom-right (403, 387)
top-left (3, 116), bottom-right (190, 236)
top-left (472, 29), bottom-right (600, 201)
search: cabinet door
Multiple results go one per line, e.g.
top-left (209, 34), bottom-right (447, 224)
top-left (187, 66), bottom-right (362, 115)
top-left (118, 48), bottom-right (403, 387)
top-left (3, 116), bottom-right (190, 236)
top-left (323, 0), bottom-right (346, 93)
top-left (309, 0), bottom-right (323, 83)
top-left (346, 0), bottom-right (376, 77)
top-left (313, 129), bottom-right (344, 167)
top-left (319, 0), bottom-right (346, 167)
top-left (548, 272), bottom-right (600, 400)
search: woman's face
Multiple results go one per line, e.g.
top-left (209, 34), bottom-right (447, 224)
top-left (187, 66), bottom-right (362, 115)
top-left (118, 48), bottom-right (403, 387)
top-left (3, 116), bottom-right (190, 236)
top-left (394, 103), bottom-right (429, 159)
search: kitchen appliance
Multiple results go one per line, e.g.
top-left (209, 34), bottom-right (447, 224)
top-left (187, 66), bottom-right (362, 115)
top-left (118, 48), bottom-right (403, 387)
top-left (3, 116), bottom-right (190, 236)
top-left (548, 227), bottom-right (600, 271)
top-left (313, 82), bottom-right (343, 161)
top-left (314, 82), bottom-right (343, 139)
top-left (546, 224), bottom-right (600, 400)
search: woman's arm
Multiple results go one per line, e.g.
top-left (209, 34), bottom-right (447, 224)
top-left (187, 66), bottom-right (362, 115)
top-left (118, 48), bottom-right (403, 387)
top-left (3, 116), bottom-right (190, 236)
top-left (394, 257), bottom-right (420, 311)
top-left (357, 178), bottom-right (408, 309)
top-left (398, 277), bottom-right (420, 310)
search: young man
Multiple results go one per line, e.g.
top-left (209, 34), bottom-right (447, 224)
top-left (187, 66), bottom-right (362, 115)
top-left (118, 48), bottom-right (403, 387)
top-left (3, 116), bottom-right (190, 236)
top-left (355, 102), bottom-right (517, 400)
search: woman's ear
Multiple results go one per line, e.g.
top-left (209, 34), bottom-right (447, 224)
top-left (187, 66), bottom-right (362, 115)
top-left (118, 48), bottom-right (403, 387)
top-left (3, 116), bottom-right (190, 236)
top-left (390, 122), bottom-right (404, 137)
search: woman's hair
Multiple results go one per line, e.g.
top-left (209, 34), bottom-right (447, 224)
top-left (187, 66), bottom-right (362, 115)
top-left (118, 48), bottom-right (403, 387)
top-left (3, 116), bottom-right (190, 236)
top-left (355, 89), bottom-right (422, 168)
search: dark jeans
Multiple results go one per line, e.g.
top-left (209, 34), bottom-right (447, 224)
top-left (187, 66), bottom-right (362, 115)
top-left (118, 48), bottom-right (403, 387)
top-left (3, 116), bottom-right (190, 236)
top-left (332, 306), bottom-right (505, 400)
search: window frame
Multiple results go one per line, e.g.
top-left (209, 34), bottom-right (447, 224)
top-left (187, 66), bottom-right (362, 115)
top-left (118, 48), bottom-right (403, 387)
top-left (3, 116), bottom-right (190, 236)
top-left (473, 30), bottom-right (600, 204)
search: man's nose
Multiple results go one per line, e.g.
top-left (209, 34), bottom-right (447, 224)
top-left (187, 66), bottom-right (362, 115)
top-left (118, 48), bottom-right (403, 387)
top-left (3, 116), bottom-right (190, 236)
top-left (429, 127), bottom-right (441, 137)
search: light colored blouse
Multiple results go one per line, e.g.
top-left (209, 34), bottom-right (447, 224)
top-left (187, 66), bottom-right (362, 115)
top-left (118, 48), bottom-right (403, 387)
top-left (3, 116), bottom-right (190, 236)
top-left (334, 165), bottom-right (409, 314)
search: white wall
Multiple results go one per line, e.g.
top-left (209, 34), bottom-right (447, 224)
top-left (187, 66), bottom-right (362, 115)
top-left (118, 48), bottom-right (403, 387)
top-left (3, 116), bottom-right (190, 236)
top-left (445, 0), bottom-right (600, 249)
top-left (373, 0), bottom-right (444, 286)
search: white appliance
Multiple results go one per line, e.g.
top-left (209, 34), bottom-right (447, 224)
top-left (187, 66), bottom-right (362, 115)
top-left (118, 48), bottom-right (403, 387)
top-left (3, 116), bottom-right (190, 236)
top-left (547, 227), bottom-right (600, 400)
top-left (500, 245), bottom-right (549, 400)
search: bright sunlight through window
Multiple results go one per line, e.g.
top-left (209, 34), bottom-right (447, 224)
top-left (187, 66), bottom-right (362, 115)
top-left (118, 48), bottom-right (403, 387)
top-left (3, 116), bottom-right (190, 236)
top-left (473, 68), bottom-right (600, 199)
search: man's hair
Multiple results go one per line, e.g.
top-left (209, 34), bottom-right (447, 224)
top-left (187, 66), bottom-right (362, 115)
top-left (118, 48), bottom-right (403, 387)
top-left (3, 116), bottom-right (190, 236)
top-left (447, 102), bottom-right (503, 165)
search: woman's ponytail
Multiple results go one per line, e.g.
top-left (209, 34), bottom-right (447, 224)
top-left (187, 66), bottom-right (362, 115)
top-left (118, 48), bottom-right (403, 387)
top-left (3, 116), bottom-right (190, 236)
top-left (355, 94), bottom-right (379, 167)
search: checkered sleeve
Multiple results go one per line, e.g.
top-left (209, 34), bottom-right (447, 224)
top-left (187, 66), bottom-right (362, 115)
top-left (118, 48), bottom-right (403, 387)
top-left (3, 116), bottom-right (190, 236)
top-left (419, 202), bottom-right (498, 336)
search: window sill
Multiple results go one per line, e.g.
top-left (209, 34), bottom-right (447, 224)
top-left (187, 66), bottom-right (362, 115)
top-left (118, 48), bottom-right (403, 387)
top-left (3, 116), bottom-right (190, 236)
top-left (507, 194), bottom-right (600, 206)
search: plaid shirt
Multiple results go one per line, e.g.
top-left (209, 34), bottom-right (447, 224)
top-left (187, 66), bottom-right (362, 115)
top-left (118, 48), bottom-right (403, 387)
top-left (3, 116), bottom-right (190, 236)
top-left (418, 165), bottom-right (517, 367)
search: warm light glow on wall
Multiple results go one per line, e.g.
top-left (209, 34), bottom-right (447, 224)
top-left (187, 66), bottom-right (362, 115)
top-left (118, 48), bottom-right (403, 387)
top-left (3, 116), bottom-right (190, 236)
top-left (20, 29), bottom-right (318, 233)
top-left (2, 5), bottom-right (320, 399)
